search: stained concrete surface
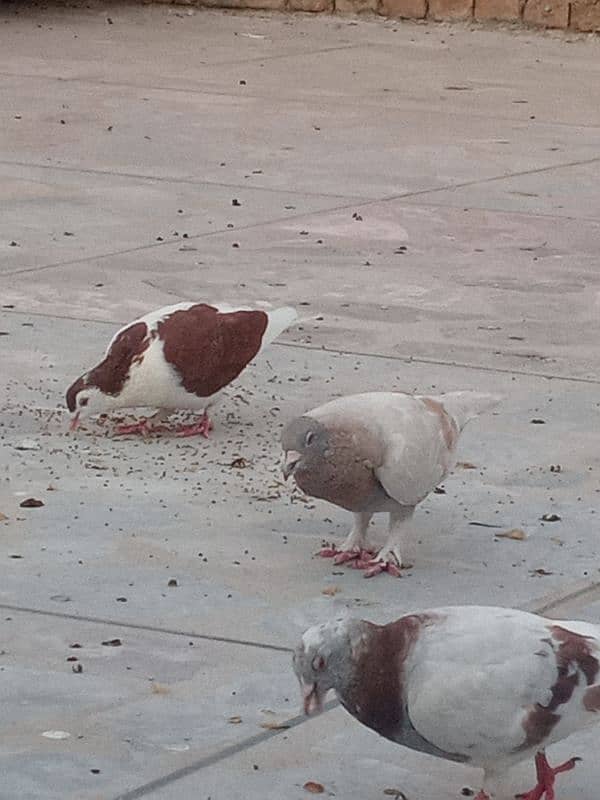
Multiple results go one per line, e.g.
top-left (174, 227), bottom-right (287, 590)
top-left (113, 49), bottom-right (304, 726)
top-left (1, 5), bottom-right (600, 800)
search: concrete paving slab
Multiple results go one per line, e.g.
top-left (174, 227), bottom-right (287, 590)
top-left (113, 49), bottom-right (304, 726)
top-left (406, 159), bottom-right (600, 219)
top-left (3, 197), bottom-right (598, 378)
top-left (0, 162), bottom-right (360, 272)
top-left (2, 8), bottom-right (600, 127)
top-left (1, 609), bottom-right (293, 800)
top-left (4, 73), bottom-right (599, 199)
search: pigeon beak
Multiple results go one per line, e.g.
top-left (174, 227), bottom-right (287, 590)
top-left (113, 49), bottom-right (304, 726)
top-left (69, 412), bottom-right (80, 432)
top-left (302, 682), bottom-right (322, 715)
top-left (282, 450), bottom-right (301, 481)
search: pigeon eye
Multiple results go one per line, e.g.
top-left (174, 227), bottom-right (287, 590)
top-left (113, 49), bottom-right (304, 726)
top-left (79, 397), bottom-right (89, 407)
top-left (305, 431), bottom-right (314, 446)
top-left (311, 655), bottom-right (325, 672)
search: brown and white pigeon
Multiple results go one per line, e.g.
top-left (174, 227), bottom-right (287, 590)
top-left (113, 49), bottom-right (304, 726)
top-left (66, 301), bottom-right (297, 436)
top-left (294, 605), bottom-right (600, 800)
top-left (281, 391), bottom-right (500, 576)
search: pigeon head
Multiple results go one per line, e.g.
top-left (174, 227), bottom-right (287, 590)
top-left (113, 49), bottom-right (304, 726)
top-left (281, 416), bottom-right (329, 481)
top-left (66, 376), bottom-right (114, 430)
top-left (293, 617), bottom-right (357, 714)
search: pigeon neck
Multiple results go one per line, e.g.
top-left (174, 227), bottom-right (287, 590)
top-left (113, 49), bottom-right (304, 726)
top-left (336, 617), bottom-right (426, 741)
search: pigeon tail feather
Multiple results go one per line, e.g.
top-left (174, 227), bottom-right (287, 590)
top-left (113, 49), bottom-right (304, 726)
top-left (263, 306), bottom-right (298, 346)
top-left (435, 391), bottom-right (502, 431)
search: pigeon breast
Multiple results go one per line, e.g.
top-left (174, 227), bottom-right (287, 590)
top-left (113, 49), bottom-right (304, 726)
top-left (293, 420), bottom-right (391, 512)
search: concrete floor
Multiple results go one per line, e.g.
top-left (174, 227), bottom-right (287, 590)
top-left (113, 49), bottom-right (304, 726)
top-left (1, 5), bottom-right (600, 799)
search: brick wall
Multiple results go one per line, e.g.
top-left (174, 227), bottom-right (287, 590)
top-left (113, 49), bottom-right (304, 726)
top-left (162, 0), bottom-right (600, 31)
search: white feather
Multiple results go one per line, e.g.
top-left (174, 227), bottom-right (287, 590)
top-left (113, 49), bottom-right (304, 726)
top-left (405, 606), bottom-right (600, 772)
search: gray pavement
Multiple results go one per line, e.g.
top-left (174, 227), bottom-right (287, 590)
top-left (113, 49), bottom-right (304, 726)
top-left (1, 5), bottom-right (600, 799)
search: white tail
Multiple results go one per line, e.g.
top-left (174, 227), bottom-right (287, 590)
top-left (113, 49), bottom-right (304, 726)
top-left (434, 391), bottom-right (502, 431)
top-left (263, 306), bottom-right (298, 346)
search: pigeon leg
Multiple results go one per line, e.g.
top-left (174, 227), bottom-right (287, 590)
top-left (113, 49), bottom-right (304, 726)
top-left (366, 506), bottom-right (415, 578)
top-left (474, 793), bottom-right (491, 800)
top-left (516, 750), bottom-right (581, 800)
top-left (114, 410), bottom-right (169, 437)
top-left (174, 411), bottom-right (213, 438)
top-left (115, 418), bottom-right (156, 436)
top-left (318, 512), bottom-right (374, 561)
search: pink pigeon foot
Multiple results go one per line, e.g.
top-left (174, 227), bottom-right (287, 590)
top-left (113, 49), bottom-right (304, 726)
top-left (317, 545), bottom-right (376, 564)
top-left (174, 413), bottom-right (213, 438)
top-left (333, 549), bottom-right (366, 565)
top-left (115, 419), bottom-right (163, 437)
top-left (474, 792), bottom-right (491, 800)
top-left (516, 751), bottom-right (581, 800)
top-left (317, 544), bottom-right (403, 577)
top-left (362, 558), bottom-right (403, 578)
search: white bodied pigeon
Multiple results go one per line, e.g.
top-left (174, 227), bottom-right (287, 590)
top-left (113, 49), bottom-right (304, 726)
top-left (67, 301), bottom-right (297, 436)
top-left (281, 391), bottom-right (501, 576)
top-left (294, 605), bottom-right (600, 800)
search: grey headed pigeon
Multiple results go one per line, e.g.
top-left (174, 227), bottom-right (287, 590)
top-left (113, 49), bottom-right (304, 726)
top-left (66, 302), bottom-right (297, 436)
top-left (281, 391), bottom-right (500, 576)
top-left (294, 605), bottom-right (600, 800)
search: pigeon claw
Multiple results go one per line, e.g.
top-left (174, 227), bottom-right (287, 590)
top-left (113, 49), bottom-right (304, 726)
top-left (174, 413), bottom-right (213, 438)
top-left (318, 546), bottom-right (340, 558)
top-left (516, 750), bottom-right (581, 800)
top-left (318, 546), bottom-right (378, 566)
top-left (318, 545), bottom-right (401, 577)
top-left (333, 549), bottom-right (362, 565)
top-left (363, 560), bottom-right (403, 579)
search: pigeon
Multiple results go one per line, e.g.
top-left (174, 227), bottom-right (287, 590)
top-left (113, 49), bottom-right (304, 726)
top-left (66, 302), bottom-right (297, 436)
top-left (294, 605), bottom-right (600, 800)
top-left (281, 391), bottom-right (500, 576)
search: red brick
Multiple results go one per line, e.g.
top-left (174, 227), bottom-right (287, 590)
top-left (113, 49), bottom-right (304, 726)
top-left (523, 0), bottom-right (569, 26)
top-left (379, 0), bottom-right (426, 16)
top-left (570, 0), bottom-right (600, 29)
top-left (474, 0), bottom-right (521, 19)
top-left (337, 0), bottom-right (378, 12)
top-left (200, 0), bottom-right (287, 8)
top-left (289, 0), bottom-right (332, 9)
top-left (428, 0), bottom-right (474, 19)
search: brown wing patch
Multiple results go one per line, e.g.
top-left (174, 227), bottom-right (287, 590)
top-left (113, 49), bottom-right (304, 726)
top-left (551, 625), bottom-right (599, 684)
top-left (421, 397), bottom-right (459, 451)
top-left (157, 304), bottom-right (268, 398)
top-left (88, 322), bottom-right (150, 396)
top-left (518, 625), bottom-right (600, 750)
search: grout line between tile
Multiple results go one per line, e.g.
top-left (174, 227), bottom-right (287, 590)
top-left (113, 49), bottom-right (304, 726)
top-left (1, 308), bottom-right (599, 385)
top-left (0, 158), bottom-right (363, 201)
top-left (278, 341), bottom-right (600, 385)
top-left (110, 699), bottom-right (339, 800)
top-left (2, 155), bottom-right (599, 278)
top-left (0, 603), bottom-right (291, 653)
top-left (2, 70), bottom-right (600, 131)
